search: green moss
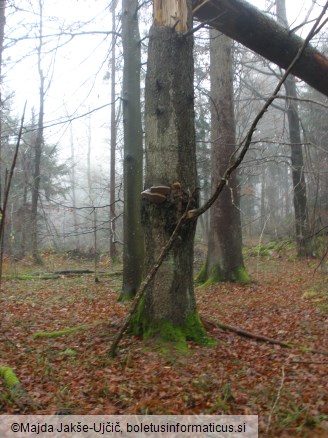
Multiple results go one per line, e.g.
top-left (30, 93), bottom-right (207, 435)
top-left (0, 366), bottom-right (20, 389)
top-left (232, 267), bottom-right (251, 283)
top-left (33, 324), bottom-right (90, 339)
top-left (129, 296), bottom-right (145, 337)
top-left (197, 264), bottom-right (250, 285)
top-left (130, 298), bottom-right (215, 350)
top-left (195, 261), bottom-right (208, 284)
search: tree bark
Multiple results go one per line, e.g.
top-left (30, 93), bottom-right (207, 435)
top-left (31, 0), bottom-right (44, 264)
top-left (121, 0), bottom-right (144, 299)
top-left (132, 0), bottom-right (208, 344)
top-left (69, 124), bottom-right (79, 249)
top-left (276, 0), bottom-right (312, 257)
top-left (109, 1), bottom-right (117, 260)
top-left (0, 0), bottom-right (6, 226)
top-left (201, 30), bottom-right (246, 283)
top-left (192, 0), bottom-right (328, 98)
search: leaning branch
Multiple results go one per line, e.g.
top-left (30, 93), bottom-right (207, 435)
top-left (192, 0), bottom-right (328, 97)
top-left (187, 6), bottom-right (328, 220)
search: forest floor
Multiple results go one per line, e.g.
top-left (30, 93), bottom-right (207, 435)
top-left (0, 243), bottom-right (327, 437)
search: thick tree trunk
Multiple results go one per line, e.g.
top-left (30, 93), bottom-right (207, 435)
top-left (200, 30), bottom-right (246, 283)
top-left (192, 0), bottom-right (328, 98)
top-left (276, 0), bottom-right (312, 257)
top-left (121, 0), bottom-right (144, 299)
top-left (132, 0), bottom-right (208, 345)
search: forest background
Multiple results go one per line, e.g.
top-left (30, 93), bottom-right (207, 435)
top-left (0, 1), bottom-right (327, 437)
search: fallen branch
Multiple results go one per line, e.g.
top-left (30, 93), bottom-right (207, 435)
top-left (210, 319), bottom-right (328, 356)
top-left (214, 320), bottom-right (292, 347)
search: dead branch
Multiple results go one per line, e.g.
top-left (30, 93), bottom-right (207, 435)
top-left (211, 319), bottom-right (328, 356)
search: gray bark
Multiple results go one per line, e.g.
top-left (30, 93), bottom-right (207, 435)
top-left (135, 0), bottom-right (206, 340)
top-left (110, 1), bottom-right (117, 260)
top-left (276, 0), bottom-right (312, 257)
top-left (121, 0), bottom-right (144, 298)
top-left (31, 0), bottom-right (44, 264)
top-left (204, 30), bottom-right (245, 282)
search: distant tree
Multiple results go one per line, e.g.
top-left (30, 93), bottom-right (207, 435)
top-left (0, 110), bottom-right (67, 257)
top-left (300, 87), bottom-right (328, 238)
top-left (109, 0), bottom-right (118, 260)
top-left (31, 0), bottom-right (46, 264)
top-left (276, 0), bottom-right (312, 257)
top-left (199, 30), bottom-right (247, 283)
top-left (120, 0), bottom-right (144, 299)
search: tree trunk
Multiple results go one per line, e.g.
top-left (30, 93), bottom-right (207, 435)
top-left (192, 0), bottom-right (328, 98)
top-left (0, 0), bottom-right (5, 208)
top-left (31, 1), bottom-right (44, 264)
top-left (109, 1), bottom-right (117, 260)
top-left (276, 0), bottom-right (312, 257)
top-left (120, 0), bottom-right (144, 299)
top-left (200, 30), bottom-right (247, 283)
top-left (132, 0), bottom-right (208, 345)
top-left (69, 124), bottom-right (79, 249)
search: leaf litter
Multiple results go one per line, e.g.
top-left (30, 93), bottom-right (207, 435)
top-left (0, 252), bottom-right (327, 437)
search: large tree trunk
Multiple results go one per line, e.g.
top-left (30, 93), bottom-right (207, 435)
top-left (276, 0), bottom-right (312, 257)
top-left (192, 0), bottom-right (328, 98)
top-left (132, 0), bottom-right (207, 345)
top-left (200, 30), bottom-right (247, 283)
top-left (121, 0), bottom-right (144, 299)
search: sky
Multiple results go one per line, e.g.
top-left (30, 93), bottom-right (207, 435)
top-left (2, 0), bottom-right (327, 176)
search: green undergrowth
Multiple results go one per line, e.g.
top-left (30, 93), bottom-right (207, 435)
top-left (243, 240), bottom-right (295, 258)
top-left (303, 281), bottom-right (328, 314)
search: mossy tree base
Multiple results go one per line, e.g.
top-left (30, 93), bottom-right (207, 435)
top-left (130, 299), bottom-right (215, 351)
top-left (196, 261), bottom-right (250, 285)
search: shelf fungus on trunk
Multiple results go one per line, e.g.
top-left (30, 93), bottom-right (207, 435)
top-left (141, 186), bottom-right (169, 204)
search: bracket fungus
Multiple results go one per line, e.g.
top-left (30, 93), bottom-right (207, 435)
top-left (141, 188), bottom-right (167, 204)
